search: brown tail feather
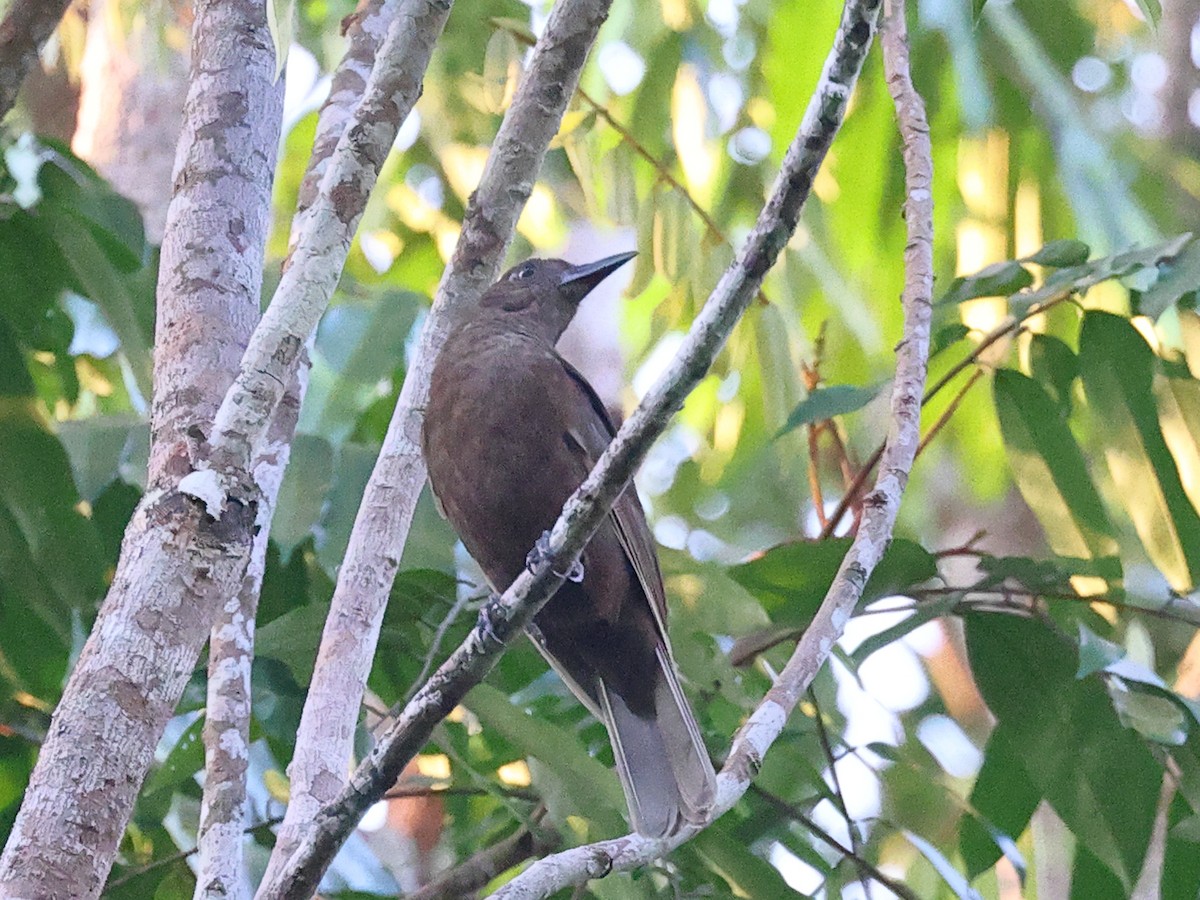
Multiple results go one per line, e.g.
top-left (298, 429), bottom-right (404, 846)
top-left (596, 650), bottom-right (715, 838)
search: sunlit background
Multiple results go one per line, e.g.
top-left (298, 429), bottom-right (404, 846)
top-left (4, 0), bottom-right (1200, 895)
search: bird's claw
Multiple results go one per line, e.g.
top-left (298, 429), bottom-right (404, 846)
top-left (477, 592), bottom-right (507, 647)
top-left (525, 531), bottom-right (585, 583)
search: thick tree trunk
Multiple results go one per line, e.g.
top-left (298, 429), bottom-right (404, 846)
top-left (0, 1), bottom-right (283, 896)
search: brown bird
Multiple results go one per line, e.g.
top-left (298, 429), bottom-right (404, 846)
top-left (422, 251), bottom-right (715, 837)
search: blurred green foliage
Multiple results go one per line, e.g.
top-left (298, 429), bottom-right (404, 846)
top-left (3, 0), bottom-right (1200, 896)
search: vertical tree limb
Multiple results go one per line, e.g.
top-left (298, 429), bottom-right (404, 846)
top-left (206, 0), bottom-right (452, 470)
top-left (0, 0), bottom-right (72, 120)
top-left (256, 1), bottom-right (883, 896)
top-left (259, 0), bottom-right (615, 888)
top-left (483, 0), bottom-right (934, 893)
top-left (0, 1), bottom-right (284, 896)
top-left (195, 377), bottom-right (303, 900)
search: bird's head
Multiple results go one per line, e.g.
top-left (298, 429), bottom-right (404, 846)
top-left (479, 251), bottom-right (637, 343)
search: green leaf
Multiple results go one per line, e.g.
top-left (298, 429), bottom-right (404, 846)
top-left (931, 323), bottom-right (971, 358)
top-left (1077, 623), bottom-right (1125, 679)
top-left (727, 538), bottom-right (937, 629)
top-left (255, 600), bottom-right (330, 687)
top-left (1078, 312), bottom-right (1200, 592)
top-left (38, 148), bottom-right (146, 271)
top-left (272, 434), bottom-right (333, 558)
top-left (1156, 374), bottom-right (1200, 517)
top-left (299, 296), bottom-right (419, 444)
top-left (964, 611), bottom-right (1160, 889)
top-left (938, 260), bottom-right (1033, 306)
top-left (775, 383), bottom-right (881, 438)
top-left (691, 823), bottom-right (807, 898)
top-left (1023, 234), bottom-right (1194, 306)
top-left (0, 409), bottom-right (105, 625)
top-left (1025, 239), bottom-right (1090, 268)
top-left (42, 211), bottom-right (153, 400)
top-left (993, 369), bottom-right (1118, 560)
top-left (1026, 334), bottom-right (1077, 412)
top-left (960, 721), bottom-right (1036, 879)
top-left (142, 715), bottom-right (204, 800)
top-left (1136, 239), bottom-right (1200, 318)
top-left (651, 189), bottom-right (693, 285)
top-left (56, 415), bottom-right (147, 502)
top-left (465, 682), bottom-right (626, 833)
top-left (1162, 794), bottom-right (1200, 898)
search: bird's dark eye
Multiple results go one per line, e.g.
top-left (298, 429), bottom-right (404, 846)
top-left (513, 263), bottom-right (535, 281)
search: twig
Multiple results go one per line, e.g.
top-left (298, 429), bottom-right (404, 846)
top-left (406, 808), bottom-right (559, 900)
top-left (749, 785), bottom-right (920, 900)
top-left (914, 367), bottom-right (984, 458)
top-left (482, 2), bottom-right (889, 895)
top-left (809, 690), bottom-right (873, 896)
top-left (0, 0), bottom-right (72, 120)
top-left (255, 0), bottom-right (618, 894)
top-left (821, 289), bottom-right (1076, 539)
top-left (196, 375), bottom-right (302, 899)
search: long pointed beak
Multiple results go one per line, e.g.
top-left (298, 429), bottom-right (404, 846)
top-left (559, 250), bottom-right (637, 300)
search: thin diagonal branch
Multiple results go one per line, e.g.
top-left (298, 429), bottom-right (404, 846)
top-left (809, 690), bottom-right (873, 894)
top-left (195, 373), bottom-right (303, 900)
top-left (0, 0), bottom-right (72, 120)
top-left (256, 0), bottom-right (616, 893)
top-left (487, 0), bottom-right (928, 895)
top-left (258, 2), bottom-right (883, 898)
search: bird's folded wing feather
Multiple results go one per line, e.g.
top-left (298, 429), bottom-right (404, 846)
top-left (554, 354), bottom-right (674, 653)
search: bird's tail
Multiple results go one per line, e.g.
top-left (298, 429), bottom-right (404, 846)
top-left (596, 646), bottom-right (716, 838)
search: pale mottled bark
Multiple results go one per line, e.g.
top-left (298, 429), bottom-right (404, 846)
top-left (489, 0), bottom-right (919, 895)
top-left (258, 2), bottom-right (883, 896)
top-left (0, 0), bottom-right (72, 120)
top-left (0, 2), bottom-right (283, 897)
top-left (292, 0), bottom-right (395, 228)
top-left (257, 0), bottom-right (614, 891)
top-left (195, 377), bottom-right (302, 900)
top-left (206, 0), bottom-right (452, 473)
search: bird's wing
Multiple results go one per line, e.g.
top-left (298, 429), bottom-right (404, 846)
top-left (555, 354), bottom-right (673, 651)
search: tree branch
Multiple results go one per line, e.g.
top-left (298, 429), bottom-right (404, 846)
top-left (252, 1), bottom-right (885, 897)
top-left (0, 2), bottom-right (284, 896)
top-left (257, 0), bottom-right (617, 892)
top-left (195, 374), bottom-right (303, 900)
top-left (481, 0), bottom-right (931, 894)
top-left (0, 0), bottom-right (72, 120)
top-left (205, 0), bottom-right (451, 472)
top-left (406, 809), bottom-right (559, 900)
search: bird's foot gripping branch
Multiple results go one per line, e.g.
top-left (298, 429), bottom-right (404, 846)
top-left (526, 530), bottom-right (585, 583)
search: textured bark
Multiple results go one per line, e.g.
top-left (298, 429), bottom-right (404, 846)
top-left (195, 376), bottom-right (302, 900)
top-left (207, 0), bottom-right (452, 473)
top-left (488, 0), bottom-right (911, 895)
top-left (0, 0), bottom-right (72, 121)
top-left (0, 2), bottom-right (283, 897)
top-left (259, 3), bottom-right (881, 896)
top-left (292, 0), bottom-right (395, 228)
top-left (257, 0), bottom-right (613, 891)
top-left (72, 0), bottom-right (190, 242)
